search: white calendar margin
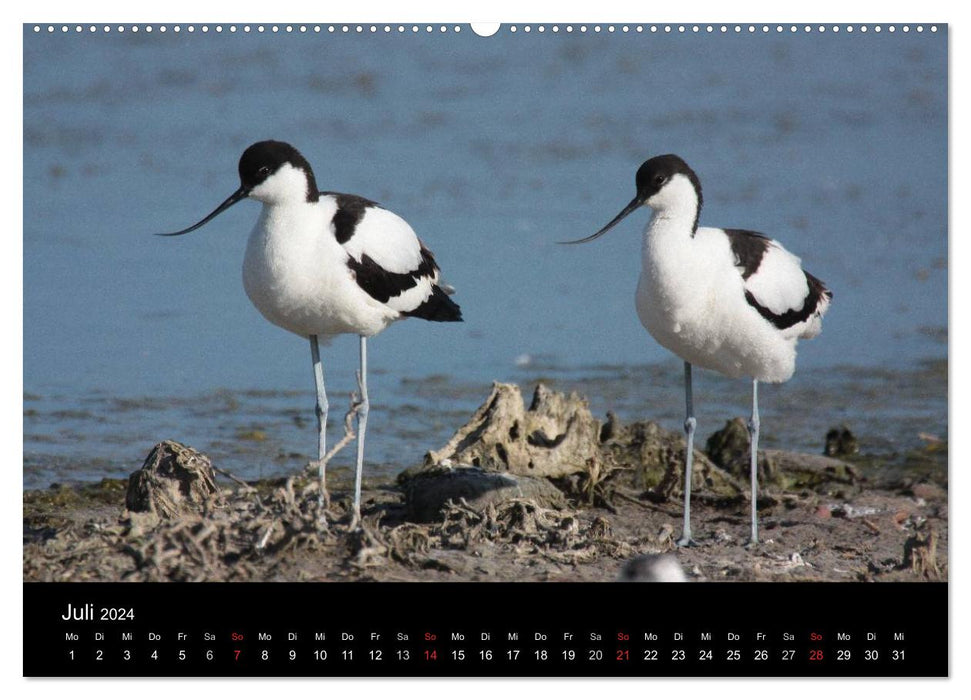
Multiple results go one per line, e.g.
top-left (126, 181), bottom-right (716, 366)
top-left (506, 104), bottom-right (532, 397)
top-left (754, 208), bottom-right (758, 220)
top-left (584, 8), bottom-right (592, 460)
top-left (6, 0), bottom-right (962, 697)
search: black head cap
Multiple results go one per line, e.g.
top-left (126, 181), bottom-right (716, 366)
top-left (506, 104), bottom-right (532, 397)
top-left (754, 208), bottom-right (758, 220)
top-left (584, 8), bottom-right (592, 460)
top-left (239, 140), bottom-right (319, 202)
top-left (635, 155), bottom-right (702, 204)
top-left (634, 154), bottom-right (703, 232)
top-left (559, 153), bottom-right (704, 245)
top-left (157, 141), bottom-right (319, 237)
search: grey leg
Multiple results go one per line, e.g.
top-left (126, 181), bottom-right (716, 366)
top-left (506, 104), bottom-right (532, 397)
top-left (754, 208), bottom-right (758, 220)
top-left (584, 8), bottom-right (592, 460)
top-left (310, 335), bottom-right (329, 515)
top-left (351, 335), bottom-right (370, 528)
top-left (677, 361), bottom-right (697, 547)
top-left (748, 379), bottom-right (761, 545)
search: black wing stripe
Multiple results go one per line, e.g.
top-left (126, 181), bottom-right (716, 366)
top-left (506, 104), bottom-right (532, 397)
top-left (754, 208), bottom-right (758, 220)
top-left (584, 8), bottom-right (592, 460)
top-left (347, 248), bottom-right (439, 304)
top-left (745, 271), bottom-right (832, 330)
top-left (724, 228), bottom-right (772, 279)
top-left (323, 192), bottom-right (381, 244)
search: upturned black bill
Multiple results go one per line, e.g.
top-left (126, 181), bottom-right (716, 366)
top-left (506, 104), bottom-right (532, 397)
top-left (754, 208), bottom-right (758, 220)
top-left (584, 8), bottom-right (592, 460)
top-left (157, 186), bottom-right (249, 237)
top-left (559, 196), bottom-right (643, 245)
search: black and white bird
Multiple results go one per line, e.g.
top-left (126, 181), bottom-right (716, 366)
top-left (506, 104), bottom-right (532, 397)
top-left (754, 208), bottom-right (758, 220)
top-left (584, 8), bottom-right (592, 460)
top-left (563, 155), bottom-right (831, 546)
top-left (617, 553), bottom-right (688, 583)
top-left (161, 140), bottom-right (462, 526)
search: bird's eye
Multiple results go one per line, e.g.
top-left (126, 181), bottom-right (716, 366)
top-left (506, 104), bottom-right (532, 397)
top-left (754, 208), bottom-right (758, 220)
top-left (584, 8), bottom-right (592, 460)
top-left (258, 166), bottom-right (270, 177)
top-left (654, 174), bottom-right (665, 185)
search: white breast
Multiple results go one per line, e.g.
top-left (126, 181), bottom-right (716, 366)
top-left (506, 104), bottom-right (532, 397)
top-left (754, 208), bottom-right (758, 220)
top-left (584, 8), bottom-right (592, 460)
top-left (242, 200), bottom-right (398, 339)
top-left (635, 221), bottom-right (799, 383)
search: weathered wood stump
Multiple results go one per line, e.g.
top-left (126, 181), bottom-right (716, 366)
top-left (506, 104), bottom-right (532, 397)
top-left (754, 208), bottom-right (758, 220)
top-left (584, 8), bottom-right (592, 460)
top-left (420, 383), bottom-right (856, 512)
top-left (422, 383), bottom-right (750, 503)
top-left (126, 441), bottom-right (219, 518)
top-left (424, 383), bottom-right (602, 479)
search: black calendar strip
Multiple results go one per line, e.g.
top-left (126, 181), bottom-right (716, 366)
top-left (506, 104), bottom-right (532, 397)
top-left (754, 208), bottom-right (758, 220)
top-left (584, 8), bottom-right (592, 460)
top-left (24, 582), bottom-right (947, 677)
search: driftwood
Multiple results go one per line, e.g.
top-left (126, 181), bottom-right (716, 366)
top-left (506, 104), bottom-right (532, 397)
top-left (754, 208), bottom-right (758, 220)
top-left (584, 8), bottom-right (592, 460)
top-left (423, 384), bottom-right (858, 508)
top-left (423, 383), bottom-right (752, 503)
top-left (424, 383), bottom-right (602, 479)
top-left (125, 441), bottom-right (219, 518)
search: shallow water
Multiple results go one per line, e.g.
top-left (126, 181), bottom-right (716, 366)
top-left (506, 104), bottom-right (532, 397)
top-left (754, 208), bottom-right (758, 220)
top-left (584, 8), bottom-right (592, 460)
top-left (23, 25), bottom-right (947, 488)
top-left (23, 357), bottom-right (946, 490)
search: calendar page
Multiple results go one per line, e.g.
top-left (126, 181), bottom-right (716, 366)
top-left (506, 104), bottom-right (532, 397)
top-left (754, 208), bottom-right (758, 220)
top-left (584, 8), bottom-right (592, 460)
top-left (22, 20), bottom-right (948, 677)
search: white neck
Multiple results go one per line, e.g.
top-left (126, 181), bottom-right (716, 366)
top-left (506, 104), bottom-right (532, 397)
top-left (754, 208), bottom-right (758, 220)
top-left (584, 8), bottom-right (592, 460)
top-left (645, 173), bottom-right (700, 230)
top-left (248, 163), bottom-right (313, 206)
top-left (642, 177), bottom-right (702, 266)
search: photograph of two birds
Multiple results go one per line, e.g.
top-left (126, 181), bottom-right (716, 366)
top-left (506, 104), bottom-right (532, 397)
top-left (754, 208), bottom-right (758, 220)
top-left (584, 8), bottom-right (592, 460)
top-left (23, 24), bottom-right (946, 582)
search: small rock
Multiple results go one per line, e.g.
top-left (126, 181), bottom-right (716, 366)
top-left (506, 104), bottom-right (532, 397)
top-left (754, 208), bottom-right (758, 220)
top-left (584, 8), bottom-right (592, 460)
top-left (705, 417), bottom-right (776, 484)
top-left (714, 529), bottom-right (735, 544)
top-left (767, 450), bottom-right (859, 493)
top-left (825, 425), bottom-right (859, 457)
top-left (399, 462), bottom-right (567, 522)
top-left (706, 417), bottom-right (750, 468)
top-left (829, 503), bottom-right (880, 519)
top-left (656, 523), bottom-right (676, 548)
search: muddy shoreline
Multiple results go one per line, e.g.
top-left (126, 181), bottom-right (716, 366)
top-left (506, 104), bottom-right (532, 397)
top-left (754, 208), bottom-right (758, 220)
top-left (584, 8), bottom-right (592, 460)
top-left (23, 384), bottom-right (947, 584)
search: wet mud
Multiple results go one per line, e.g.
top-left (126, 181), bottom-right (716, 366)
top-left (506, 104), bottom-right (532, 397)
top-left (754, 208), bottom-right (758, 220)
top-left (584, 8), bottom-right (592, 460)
top-left (23, 384), bottom-right (947, 584)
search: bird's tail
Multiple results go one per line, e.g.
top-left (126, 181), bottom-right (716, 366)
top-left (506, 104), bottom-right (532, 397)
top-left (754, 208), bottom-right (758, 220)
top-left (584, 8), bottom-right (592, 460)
top-left (403, 285), bottom-right (463, 322)
top-left (799, 273), bottom-right (832, 339)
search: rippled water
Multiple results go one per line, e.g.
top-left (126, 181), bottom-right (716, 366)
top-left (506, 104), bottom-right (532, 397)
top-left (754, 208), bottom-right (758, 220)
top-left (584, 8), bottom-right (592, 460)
top-left (23, 26), bottom-right (947, 489)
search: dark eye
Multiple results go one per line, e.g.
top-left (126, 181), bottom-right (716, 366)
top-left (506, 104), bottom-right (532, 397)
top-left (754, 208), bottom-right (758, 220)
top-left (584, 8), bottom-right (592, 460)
top-left (258, 166), bottom-right (270, 177)
top-left (654, 174), bottom-right (665, 185)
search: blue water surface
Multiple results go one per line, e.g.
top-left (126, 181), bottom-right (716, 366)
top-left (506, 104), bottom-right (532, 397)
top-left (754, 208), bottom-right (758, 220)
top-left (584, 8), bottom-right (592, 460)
top-left (23, 26), bottom-right (947, 488)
